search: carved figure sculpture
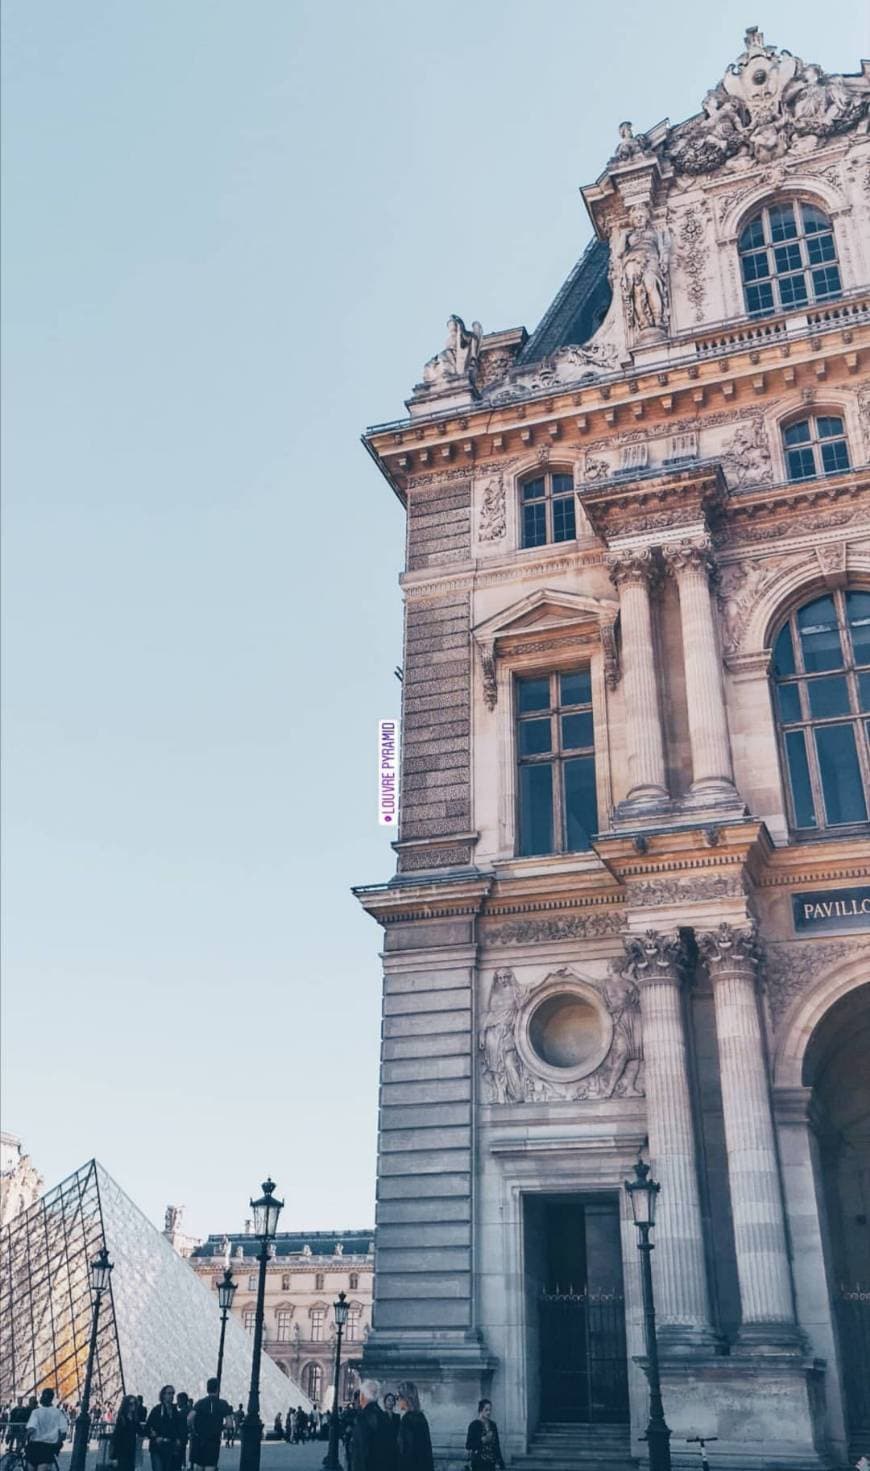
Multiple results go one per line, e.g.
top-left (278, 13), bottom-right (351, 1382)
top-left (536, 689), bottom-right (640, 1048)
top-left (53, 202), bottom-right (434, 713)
top-left (611, 120), bottom-right (651, 162)
top-left (478, 476), bottom-right (506, 541)
top-left (422, 315), bottom-right (482, 390)
top-left (722, 416), bottom-right (772, 488)
top-left (595, 965), bottom-right (644, 1097)
top-left (617, 204), bottom-right (670, 336)
top-left (479, 969), bottom-right (525, 1104)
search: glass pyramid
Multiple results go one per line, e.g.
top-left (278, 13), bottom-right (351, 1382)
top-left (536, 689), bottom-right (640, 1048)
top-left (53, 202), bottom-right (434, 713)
top-left (0, 1159), bottom-right (311, 1417)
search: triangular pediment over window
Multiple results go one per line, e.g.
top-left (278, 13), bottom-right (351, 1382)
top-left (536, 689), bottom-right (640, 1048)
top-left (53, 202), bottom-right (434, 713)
top-left (473, 589), bottom-right (619, 708)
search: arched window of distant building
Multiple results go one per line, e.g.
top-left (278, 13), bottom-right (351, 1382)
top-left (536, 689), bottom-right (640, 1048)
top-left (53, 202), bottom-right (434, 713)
top-left (738, 200), bottom-right (841, 316)
top-left (781, 413), bottom-right (850, 482)
top-left (348, 1273), bottom-right (359, 1291)
top-left (247, 1274), bottom-right (257, 1292)
top-left (519, 470), bottom-right (576, 549)
top-left (772, 588), bottom-right (870, 834)
top-left (281, 1272), bottom-right (291, 1291)
top-left (302, 1363), bottom-right (323, 1405)
top-left (275, 1309), bottom-right (293, 1343)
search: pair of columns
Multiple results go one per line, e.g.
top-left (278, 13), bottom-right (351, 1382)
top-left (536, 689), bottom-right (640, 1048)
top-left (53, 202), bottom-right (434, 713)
top-left (608, 540), bottom-right (737, 809)
top-left (623, 925), bottom-right (797, 1351)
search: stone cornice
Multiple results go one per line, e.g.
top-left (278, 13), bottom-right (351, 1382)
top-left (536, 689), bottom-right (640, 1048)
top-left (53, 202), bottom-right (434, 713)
top-left (352, 874), bottom-right (492, 925)
top-left (364, 302), bottom-right (870, 494)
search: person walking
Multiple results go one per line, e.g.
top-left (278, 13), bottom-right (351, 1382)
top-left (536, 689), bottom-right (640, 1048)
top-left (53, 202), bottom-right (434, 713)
top-left (350, 1382), bottom-right (391, 1471)
top-left (188, 1380), bottom-right (232, 1471)
top-left (7, 1399), bottom-right (31, 1451)
top-left (24, 1389), bottom-right (67, 1468)
top-left (395, 1384), bottom-right (432, 1471)
top-left (109, 1397), bottom-right (143, 1471)
top-left (145, 1387), bottom-right (183, 1471)
top-left (465, 1400), bottom-right (504, 1471)
top-left (175, 1396), bottom-right (192, 1469)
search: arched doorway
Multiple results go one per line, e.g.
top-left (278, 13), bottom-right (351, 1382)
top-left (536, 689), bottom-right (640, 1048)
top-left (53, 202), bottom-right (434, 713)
top-left (804, 981), bottom-right (870, 1457)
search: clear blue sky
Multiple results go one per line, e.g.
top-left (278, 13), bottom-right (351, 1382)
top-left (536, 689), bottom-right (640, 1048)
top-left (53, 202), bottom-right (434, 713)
top-left (2, 2), bottom-right (867, 1239)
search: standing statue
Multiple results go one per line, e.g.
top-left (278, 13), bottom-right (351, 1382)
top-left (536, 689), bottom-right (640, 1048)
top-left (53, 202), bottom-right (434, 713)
top-left (421, 315), bottom-right (483, 390)
top-left (595, 965), bottom-right (643, 1098)
top-left (611, 120), bottom-right (651, 162)
top-left (479, 969), bottom-right (526, 1104)
top-left (616, 204), bottom-right (670, 337)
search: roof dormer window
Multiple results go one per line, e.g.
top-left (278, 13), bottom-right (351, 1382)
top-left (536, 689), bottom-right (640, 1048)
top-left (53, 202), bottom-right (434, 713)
top-left (738, 200), bottom-right (841, 317)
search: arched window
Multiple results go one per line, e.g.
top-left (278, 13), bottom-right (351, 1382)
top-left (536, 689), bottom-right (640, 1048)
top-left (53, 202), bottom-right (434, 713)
top-left (782, 414), bottom-right (850, 482)
top-left (772, 589), bottom-right (870, 833)
top-left (302, 1362), bottom-right (323, 1405)
top-left (739, 200), bottom-right (841, 316)
top-left (520, 470), bottom-right (576, 549)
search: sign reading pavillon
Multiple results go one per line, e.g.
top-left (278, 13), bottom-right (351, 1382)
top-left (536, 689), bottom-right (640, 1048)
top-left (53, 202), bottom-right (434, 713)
top-left (792, 887), bottom-right (870, 934)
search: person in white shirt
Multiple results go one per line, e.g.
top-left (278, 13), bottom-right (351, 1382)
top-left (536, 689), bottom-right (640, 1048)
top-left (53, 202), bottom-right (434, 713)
top-left (25, 1390), bottom-right (67, 1468)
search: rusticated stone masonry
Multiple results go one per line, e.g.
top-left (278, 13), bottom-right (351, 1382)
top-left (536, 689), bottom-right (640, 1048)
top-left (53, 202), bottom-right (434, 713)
top-left (400, 590), bottom-right (471, 850)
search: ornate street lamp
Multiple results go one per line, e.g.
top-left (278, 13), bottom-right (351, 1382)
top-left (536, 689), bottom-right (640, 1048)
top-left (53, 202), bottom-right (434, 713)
top-left (323, 1292), bottom-right (349, 1471)
top-left (239, 1178), bottom-right (283, 1471)
top-left (69, 1247), bottom-right (114, 1471)
top-left (625, 1161), bottom-right (671, 1471)
top-left (216, 1267), bottom-right (238, 1391)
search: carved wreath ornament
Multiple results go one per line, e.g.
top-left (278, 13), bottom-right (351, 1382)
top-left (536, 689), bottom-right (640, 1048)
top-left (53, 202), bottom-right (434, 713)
top-left (479, 966), bottom-right (644, 1104)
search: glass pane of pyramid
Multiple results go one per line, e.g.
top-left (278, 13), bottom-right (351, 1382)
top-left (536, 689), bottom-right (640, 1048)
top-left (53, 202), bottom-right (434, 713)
top-left (0, 1160), bottom-right (311, 1418)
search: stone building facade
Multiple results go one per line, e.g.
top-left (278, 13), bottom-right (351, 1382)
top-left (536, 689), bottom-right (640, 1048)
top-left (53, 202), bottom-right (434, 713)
top-left (0, 1134), bottom-right (43, 1229)
top-left (354, 31), bottom-right (870, 1471)
top-left (187, 1229), bottom-right (374, 1407)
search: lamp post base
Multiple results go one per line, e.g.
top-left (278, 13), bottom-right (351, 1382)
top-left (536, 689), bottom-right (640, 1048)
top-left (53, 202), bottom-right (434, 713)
top-left (238, 1414), bottom-right (263, 1471)
top-left (643, 1416), bottom-right (672, 1471)
top-left (69, 1411), bottom-right (91, 1471)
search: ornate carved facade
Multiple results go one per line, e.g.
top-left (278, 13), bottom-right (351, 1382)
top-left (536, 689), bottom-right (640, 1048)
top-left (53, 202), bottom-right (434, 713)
top-left (355, 32), bottom-right (870, 1471)
top-left (186, 1230), bottom-right (374, 1409)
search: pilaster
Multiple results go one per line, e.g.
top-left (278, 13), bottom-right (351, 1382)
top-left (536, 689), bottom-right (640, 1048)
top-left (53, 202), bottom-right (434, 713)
top-left (607, 551), bottom-right (670, 814)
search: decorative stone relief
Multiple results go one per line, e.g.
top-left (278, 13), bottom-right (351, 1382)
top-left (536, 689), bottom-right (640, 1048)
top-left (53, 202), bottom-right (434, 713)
top-left (764, 940), bottom-right (870, 1030)
top-left (612, 203), bottom-right (671, 342)
top-left (487, 341), bottom-right (618, 403)
top-left (477, 475), bottom-right (506, 542)
top-left (607, 547), bottom-right (660, 591)
top-left (857, 387), bottom-right (870, 460)
top-left (663, 29), bottom-right (870, 176)
top-left (584, 453), bottom-right (612, 481)
top-left (677, 208), bottom-right (708, 323)
top-left (721, 414), bottom-right (773, 488)
top-left (815, 540), bottom-right (848, 586)
top-left (478, 965), bottom-right (644, 1104)
top-left (418, 316), bottom-right (482, 393)
top-left (609, 119), bottom-right (653, 164)
top-left (621, 928), bottom-right (685, 983)
top-left (697, 920), bottom-right (760, 971)
top-left (716, 554), bottom-right (806, 656)
top-left (626, 873), bottom-right (746, 907)
top-left (484, 911), bottom-right (624, 945)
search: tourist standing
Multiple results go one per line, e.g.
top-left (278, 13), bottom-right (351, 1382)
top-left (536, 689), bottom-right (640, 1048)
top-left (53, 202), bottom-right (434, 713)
top-left (395, 1384), bottom-right (432, 1471)
top-left (188, 1380), bottom-right (233, 1471)
top-left (109, 1396), bottom-right (143, 1471)
top-left (145, 1387), bottom-right (183, 1471)
top-left (381, 1395), bottom-right (399, 1471)
top-left (350, 1383), bottom-right (391, 1471)
top-left (24, 1389), bottom-right (67, 1468)
top-left (7, 1399), bottom-right (31, 1450)
top-left (465, 1400), bottom-right (504, 1471)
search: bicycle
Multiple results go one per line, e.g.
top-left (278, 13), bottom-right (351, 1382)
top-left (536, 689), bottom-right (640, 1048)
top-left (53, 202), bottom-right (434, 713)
top-left (687, 1435), bottom-right (718, 1471)
top-left (1, 1444), bottom-right (61, 1471)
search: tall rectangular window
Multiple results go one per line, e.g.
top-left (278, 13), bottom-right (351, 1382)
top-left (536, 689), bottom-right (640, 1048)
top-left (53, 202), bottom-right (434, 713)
top-left (516, 669), bottom-right (597, 856)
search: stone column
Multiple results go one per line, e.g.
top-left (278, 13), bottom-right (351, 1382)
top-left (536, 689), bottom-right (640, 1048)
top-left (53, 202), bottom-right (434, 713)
top-left (662, 540), bottom-right (737, 803)
top-left (608, 550), bottom-right (669, 808)
top-left (623, 930), bottom-right (714, 1348)
top-left (698, 924), bottom-right (798, 1343)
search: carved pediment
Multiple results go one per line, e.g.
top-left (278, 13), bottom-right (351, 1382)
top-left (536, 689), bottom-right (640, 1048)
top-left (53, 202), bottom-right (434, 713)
top-left (473, 589), bottom-right (620, 708)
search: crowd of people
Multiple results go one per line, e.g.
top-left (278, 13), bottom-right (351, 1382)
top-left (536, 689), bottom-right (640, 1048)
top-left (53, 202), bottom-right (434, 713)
top-left (1, 1383), bottom-right (506, 1471)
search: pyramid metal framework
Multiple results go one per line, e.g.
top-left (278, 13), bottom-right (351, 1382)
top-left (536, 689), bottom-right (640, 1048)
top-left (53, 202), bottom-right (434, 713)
top-left (0, 1160), bottom-right (311, 1417)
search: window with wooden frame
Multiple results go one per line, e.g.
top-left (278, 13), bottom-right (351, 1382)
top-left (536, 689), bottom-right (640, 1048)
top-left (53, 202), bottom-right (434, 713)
top-left (782, 414), bottom-right (850, 482)
top-left (772, 589), bottom-right (870, 835)
top-left (516, 668), bottom-right (598, 856)
top-left (520, 471), bottom-right (576, 549)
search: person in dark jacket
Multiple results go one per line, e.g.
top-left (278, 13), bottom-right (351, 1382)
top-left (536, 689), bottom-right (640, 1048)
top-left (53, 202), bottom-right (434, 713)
top-left (351, 1383), bottom-right (392, 1471)
top-left (188, 1381), bottom-right (233, 1471)
top-left (109, 1397), bottom-right (142, 1471)
top-left (465, 1400), bottom-right (504, 1471)
top-left (396, 1383), bottom-right (433, 1471)
top-left (381, 1396), bottom-right (399, 1471)
top-left (145, 1388), bottom-right (184, 1471)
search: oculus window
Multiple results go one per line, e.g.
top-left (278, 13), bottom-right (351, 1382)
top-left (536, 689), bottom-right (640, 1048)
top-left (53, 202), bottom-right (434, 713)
top-left (738, 201), bottom-right (841, 317)
top-left (520, 472), bottom-right (576, 549)
top-left (516, 669), bottom-right (597, 856)
top-left (772, 589), bottom-right (870, 835)
top-left (783, 414), bottom-right (850, 482)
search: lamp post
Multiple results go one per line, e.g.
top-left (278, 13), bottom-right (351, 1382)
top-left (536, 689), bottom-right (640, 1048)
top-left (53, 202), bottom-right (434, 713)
top-left (216, 1267), bottom-right (238, 1391)
top-left (70, 1246), bottom-right (114, 1471)
top-left (239, 1178), bottom-right (283, 1471)
top-left (625, 1161), bottom-right (672, 1471)
top-left (323, 1292), bottom-right (349, 1471)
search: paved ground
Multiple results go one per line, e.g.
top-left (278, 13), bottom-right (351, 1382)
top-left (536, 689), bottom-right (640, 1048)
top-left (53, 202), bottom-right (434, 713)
top-left (53, 1445), bottom-right (333, 1471)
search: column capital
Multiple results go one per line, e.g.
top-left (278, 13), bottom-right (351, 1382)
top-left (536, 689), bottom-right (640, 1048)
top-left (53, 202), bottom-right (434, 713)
top-left (607, 547), bottom-right (660, 591)
top-left (661, 537), bottom-right (716, 582)
top-left (697, 921), bottom-right (760, 976)
top-left (622, 928), bottom-right (686, 985)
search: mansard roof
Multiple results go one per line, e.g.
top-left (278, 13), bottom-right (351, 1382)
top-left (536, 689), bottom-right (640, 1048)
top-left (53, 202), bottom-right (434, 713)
top-left (191, 1227), bottom-right (374, 1260)
top-left (518, 237), bottom-right (611, 364)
